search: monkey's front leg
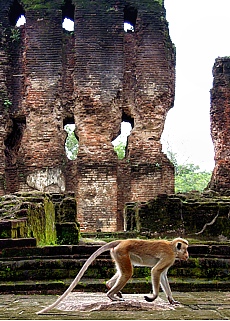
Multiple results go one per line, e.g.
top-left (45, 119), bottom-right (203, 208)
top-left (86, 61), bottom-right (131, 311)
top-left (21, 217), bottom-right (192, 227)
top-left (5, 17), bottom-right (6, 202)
top-left (160, 270), bottom-right (180, 305)
top-left (144, 267), bottom-right (160, 303)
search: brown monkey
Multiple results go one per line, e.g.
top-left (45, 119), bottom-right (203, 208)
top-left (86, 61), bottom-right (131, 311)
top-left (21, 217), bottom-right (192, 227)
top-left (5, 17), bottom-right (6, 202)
top-left (37, 237), bottom-right (188, 314)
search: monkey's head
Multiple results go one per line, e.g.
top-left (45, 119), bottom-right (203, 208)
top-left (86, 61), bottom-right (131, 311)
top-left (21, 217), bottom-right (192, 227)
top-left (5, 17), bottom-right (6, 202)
top-left (172, 238), bottom-right (189, 261)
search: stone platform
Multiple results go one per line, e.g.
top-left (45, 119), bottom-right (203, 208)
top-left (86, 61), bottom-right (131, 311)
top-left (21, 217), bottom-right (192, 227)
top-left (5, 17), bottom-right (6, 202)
top-left (0, 291), bottom-right (230, 320)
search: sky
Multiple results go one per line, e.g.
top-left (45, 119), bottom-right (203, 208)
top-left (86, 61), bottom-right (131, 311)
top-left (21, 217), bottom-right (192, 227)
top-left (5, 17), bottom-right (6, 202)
top-left (17, 2), bottom-right (230, 171)
top-left (161, 0), bottom-right (230, 171)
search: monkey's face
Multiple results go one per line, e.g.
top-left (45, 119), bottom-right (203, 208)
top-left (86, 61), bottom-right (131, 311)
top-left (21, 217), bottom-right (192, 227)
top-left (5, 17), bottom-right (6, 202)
top-left (175, 241), bottom-right (189, 261)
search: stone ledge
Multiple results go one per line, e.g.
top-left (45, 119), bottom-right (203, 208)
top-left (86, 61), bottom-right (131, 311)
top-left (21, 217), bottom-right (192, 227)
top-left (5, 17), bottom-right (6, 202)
top-left (0, 238), bottom-right (36, 250)
top-left (0, 278), bottom-right (229, 295)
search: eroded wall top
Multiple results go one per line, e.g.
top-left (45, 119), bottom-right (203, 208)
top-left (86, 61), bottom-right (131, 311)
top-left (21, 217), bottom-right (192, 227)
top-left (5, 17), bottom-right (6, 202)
top-left (209, 57), bottom-right (230, 193)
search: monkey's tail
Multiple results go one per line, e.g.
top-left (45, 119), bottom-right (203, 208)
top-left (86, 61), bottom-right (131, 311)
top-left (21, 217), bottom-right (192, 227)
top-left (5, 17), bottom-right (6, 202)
top-left (36, 240), bottom-right (121, 314)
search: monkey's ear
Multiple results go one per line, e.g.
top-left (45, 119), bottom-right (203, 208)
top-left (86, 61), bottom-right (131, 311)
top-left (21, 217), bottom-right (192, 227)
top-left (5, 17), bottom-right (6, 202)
top-left (176, 242), bottom-right (182, 250)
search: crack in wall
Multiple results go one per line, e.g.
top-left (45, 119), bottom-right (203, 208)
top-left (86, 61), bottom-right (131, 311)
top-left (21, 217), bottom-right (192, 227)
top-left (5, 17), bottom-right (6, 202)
top-left (195, 210), bottom-right (219, 235)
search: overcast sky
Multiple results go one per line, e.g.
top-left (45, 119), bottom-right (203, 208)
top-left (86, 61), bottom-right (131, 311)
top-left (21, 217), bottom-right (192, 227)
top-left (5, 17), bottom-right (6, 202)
top-left (161, 0), bottom-right (230, 171)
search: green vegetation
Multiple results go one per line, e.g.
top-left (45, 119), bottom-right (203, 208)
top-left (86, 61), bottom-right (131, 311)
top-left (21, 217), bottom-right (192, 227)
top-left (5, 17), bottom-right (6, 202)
top-left (114, 141), bottom-right (126, 159)
top-left (27, 196), bottom-right (56, 246)
top-left (10, 28), bottom-right (20, 42)
top-left (3, 99), bottom-right (12, 110)
top-left (22, 0), bottom-right (61, 10)
top-left (175, 163), bottom-right (212, 193)
top-left (167, 150), bottom-right (212, 193)
top-left (64, 124), bottom-right (78, 160)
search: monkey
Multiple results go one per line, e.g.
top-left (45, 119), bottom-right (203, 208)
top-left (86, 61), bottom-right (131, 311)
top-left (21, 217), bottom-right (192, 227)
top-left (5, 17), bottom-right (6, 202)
top-left (37, 237), bottom-right (189, 314)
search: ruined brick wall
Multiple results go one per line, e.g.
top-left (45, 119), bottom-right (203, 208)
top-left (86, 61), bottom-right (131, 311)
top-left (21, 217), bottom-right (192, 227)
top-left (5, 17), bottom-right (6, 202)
top-left (0, 0), bottom-right (175, 232)
top-left (209, 57), bottom-right (230, 193)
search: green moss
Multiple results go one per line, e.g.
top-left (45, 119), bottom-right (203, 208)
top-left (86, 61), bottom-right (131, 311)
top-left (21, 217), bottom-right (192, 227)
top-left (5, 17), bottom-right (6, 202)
top-left (0, 230), bottom-right (10, 238)
top-left (56, 222), bottom-right (80, 245)
top-left (22, 0), bottom-right (62, 10)
top-left (27, 196), bottom-right (56, 246)
top-left (44, 196), bottom-right (56, 245)
top-left (75, 0), bottom-right (163, 12)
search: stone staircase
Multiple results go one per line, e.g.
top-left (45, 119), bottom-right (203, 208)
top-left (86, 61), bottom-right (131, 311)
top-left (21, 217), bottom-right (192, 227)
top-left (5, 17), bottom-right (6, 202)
top-left (0, 239), bottom-right (229, 294)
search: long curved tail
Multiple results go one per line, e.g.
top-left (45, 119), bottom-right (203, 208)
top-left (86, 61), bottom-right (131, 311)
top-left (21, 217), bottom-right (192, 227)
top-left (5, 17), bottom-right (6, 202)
top-left (36, 240), bottom-right (121, 314)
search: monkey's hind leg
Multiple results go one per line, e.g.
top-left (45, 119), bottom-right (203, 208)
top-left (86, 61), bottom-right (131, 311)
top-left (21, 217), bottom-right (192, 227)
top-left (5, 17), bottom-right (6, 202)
top-left (106, 253), bottom-right (133, 301)
top-left (106, 272), bottom-right (123, 298)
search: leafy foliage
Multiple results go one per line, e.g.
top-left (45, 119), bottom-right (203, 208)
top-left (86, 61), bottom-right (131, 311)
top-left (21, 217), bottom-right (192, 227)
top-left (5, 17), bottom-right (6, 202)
top-left (114, 141), bottom-right (126, 159)
top-left (64, 125), bottom-right (78, 160)
top-left (175, 163), bottom-right (212, 193)
top-left (167, 151), bottom-right (212, 193)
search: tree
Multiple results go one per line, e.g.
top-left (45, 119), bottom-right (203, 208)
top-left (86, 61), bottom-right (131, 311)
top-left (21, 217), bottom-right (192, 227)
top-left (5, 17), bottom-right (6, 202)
top-left (167, 151), bottom-right (212, 193)
top-left (114, 141), bottom-right (126, 159)
top-left (64, 125), bottom-right (78, 160)
top-left (174, 163), bottom-right (212, 193)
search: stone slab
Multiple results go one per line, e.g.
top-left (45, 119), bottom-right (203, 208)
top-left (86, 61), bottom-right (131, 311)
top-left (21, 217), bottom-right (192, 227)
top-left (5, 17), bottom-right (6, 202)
top-left (0, 291), bottom-right (230, 320)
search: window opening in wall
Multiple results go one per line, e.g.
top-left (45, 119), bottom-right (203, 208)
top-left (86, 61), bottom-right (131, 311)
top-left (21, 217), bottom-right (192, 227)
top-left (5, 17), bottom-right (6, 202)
top-left (8, 0), bottom-right (25, 26)
top-left (62, 0), bottom-right (75, 31)
top-left (62, 18), bottom-right (74, 31)
top-left (124, 5), bottom-right (137, 32)
top-left (64, 120), bottom-right (78, 160)
top-left (112, 120), bottom-right (133, 159)
top-left (16, 15), bottom-right (26, 27)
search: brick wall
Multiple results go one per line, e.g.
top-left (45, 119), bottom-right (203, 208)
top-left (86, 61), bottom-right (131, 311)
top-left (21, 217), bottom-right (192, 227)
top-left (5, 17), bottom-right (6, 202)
top-left (209, 57), bottom-right (230, 193)
top-left (0, 0), bottom-right (175, 231)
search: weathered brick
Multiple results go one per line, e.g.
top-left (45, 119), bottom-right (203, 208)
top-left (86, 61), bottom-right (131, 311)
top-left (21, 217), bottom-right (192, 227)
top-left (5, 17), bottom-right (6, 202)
top-left (0, 0), bottom-right (175, 232)
top-left (209, 57), bottom-right (230, 193)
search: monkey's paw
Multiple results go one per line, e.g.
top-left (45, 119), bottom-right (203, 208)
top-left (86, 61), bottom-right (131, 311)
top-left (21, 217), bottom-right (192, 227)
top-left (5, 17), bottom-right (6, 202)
top-left (107, 293), bottom-right (125, 301)
top-left (144, 295), bottom-right (157, 302)
top-left (168, 297), bottom-right (180, 305)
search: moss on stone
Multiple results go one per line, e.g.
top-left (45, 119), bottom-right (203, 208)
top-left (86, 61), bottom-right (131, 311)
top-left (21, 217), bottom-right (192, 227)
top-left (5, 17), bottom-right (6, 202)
top-left (27, 196), bottom-right (56, 246)
top-left (21, 0), bottom-right (62, 10)
top-left (56, 222), bottom-right (80, 245)
top-left (44, 196), bottom-right (56, 245)
top-left (0, 229), bottom-right (10, 238)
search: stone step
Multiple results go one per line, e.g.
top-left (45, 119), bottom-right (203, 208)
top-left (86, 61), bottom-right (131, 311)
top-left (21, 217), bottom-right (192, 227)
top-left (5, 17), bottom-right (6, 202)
top-left (1, 242), bottom-right (230, 258)
top-left (188, 244), bottom-right (230, 257)
top-left (0, 238), bottom-right (36, 250)
top-left (0, 256), bottom-right (229, 281)
top-left (0, 243), bottom-right (229, 287)
top-left (0, 278), bottom-right (229, 295)
top-left (0, 243), bottom-right (109, 259)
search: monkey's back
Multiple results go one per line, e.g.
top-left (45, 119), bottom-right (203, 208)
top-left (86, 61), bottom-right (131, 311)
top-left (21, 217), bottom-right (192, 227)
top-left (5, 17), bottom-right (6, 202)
top-left (112, 239), bottom-right (175, 267)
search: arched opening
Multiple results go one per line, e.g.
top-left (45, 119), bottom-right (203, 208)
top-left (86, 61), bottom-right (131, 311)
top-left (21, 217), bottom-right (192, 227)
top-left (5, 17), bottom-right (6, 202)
top-left (112, 114), bottom-right (134, 159)
top-left (62, 0), bottom-right (75, 31)
top-left (16, 15), bottom-right (26, 27)
top-left (124, 5), bottom-right (137, 32)
top-left (62, 18), bottom-right (74, 31)
top-left (63, 117), bottom-right (78, 160)
top-left (8, 0), bottom-right (25, 26)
